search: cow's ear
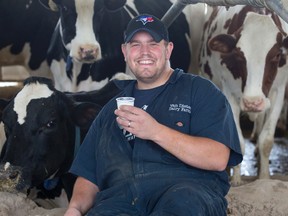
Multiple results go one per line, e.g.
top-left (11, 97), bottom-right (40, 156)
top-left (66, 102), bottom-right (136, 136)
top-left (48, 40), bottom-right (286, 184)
top-left (104, 0), bottom-right (126, 12)
top-left (71, 102), bottom-right (102, 130)
top-left (39, 0), bottom-right (58, 11)
top-left (208, 34), bottom-right (237, 53)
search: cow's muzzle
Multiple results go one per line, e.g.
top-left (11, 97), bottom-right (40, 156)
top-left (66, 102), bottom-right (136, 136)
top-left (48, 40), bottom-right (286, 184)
top-left (0, 162), bottom-right (27, 193)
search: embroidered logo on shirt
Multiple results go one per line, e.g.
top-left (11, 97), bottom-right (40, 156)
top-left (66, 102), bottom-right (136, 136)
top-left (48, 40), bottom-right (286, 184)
top-left (142, 105), bottom-right (148, 110)
top-left (123, 129), bottom-right (135, 140)
top-left (168, 103), bottom-right (191, 114)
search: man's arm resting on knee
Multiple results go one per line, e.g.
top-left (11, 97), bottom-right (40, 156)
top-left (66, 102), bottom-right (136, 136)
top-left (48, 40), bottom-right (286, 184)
top-left (64, 176), bottom-right (99, 216)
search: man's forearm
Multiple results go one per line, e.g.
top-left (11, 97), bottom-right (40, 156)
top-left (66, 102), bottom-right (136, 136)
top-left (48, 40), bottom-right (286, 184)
top-left (65, 176), bottom-right (99, 216)
top-left (152, 124), bottom-right (230, 171)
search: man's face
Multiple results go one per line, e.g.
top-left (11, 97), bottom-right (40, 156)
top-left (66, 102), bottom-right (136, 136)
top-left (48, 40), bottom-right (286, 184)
top-left (122, 31), bottom-right (173, 88)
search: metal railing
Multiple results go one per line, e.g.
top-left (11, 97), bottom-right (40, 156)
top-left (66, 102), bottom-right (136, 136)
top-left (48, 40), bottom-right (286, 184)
top-left (162, 0), bottom-right (288, 27)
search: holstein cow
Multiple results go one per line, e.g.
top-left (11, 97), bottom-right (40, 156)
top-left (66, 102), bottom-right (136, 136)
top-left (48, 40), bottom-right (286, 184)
top-left (0, 76), bottom-right (122, 208)
top-left (0, 0), bottom-right (59, 79)
top-left (199, 5), bottom-right (288, 184)
top-left (39, 0), bottom-right (197, 92)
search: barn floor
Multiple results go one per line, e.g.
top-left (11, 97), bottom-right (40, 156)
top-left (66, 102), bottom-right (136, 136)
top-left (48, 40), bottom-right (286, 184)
top-left (241, 137), bottom-right (288, 178)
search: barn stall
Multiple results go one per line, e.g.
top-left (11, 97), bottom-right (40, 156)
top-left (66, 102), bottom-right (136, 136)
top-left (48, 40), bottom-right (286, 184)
top-left (1, 0), bottom-right (288, 215)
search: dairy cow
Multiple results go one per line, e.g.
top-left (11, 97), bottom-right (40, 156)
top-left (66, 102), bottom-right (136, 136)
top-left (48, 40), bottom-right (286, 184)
top-left (0, 0), bottom-right (59, 79)
top-left (199, 5), bottom-right (288, 184)
top-left (0, 76), bottom-right (121, 207)
top-left (40, 0), bottom-right (197, 92)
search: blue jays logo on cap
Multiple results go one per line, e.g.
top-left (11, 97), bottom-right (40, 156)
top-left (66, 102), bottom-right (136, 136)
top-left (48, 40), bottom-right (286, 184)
top-left (136, 16), bottom-right (154, 25)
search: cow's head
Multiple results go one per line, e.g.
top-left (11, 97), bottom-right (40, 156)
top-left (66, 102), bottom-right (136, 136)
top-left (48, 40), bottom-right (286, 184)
top-left (208, 11), bottom-right (288, 113)
top-left (40, 0), bottom-right (126, 63)
top-left (0, 77), bottom-right (101, 188)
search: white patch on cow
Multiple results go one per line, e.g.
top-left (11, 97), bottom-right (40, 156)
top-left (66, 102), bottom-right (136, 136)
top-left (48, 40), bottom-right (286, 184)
top-left (0, 122), bottom-right (6, 152)
top-left (4, 162), bottom-right (10, 171)
top-left (172, 2), bottom-right (210, 74)
top-left (50, 59), bottom-right (72, 91)
top-left (68, 0), bottom-right (102, 62)
top-left (14, 82), bottom-right (53, 125)
top-left (51, 58), bottom-right (113, 92)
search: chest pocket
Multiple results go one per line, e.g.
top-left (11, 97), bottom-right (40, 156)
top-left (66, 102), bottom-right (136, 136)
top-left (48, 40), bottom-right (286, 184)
top-left (156, 108), bottom-right (191, 135)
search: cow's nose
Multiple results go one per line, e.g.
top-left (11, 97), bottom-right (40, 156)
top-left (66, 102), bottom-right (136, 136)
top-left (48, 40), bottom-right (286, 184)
top-left (79, 45), bottom-right (100, 62)
top-left (242, 96), bottom-right (265, 112)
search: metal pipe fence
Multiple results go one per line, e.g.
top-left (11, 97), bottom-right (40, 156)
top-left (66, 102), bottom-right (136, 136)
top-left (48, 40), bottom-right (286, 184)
top-left (162, 0), bottom-right (288, 26)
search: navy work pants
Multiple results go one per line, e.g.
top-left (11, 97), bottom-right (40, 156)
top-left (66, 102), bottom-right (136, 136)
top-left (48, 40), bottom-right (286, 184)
top-left (86, 177), bottom-right (228, 216)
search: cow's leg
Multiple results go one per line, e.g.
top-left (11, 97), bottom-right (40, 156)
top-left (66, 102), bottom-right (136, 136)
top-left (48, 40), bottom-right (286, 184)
top-left (258, 87), bottom-right (285, 179)
top-left (276, 97), bottom-right (288, 135)
top-left (226, 95), bottom-right (244, 185)
top-left (250, 113), bottom-right (264, 143)
top-left (50, 60), bottom-right (71, 91)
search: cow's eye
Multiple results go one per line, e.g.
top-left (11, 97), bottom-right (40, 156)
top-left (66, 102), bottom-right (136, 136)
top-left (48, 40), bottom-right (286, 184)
top-left (46, 120), bottom-right (56, 129)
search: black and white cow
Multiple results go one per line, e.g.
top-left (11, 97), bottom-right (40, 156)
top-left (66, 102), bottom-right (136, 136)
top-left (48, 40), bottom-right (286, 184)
top-left (0, 76), bottom-right (121, 207)
top-left (39, 0), bottom-right (201, 92)
top-left (199, 5), bottom-right (288, 184)
top-left (0, 0), bottom-right (59, 79)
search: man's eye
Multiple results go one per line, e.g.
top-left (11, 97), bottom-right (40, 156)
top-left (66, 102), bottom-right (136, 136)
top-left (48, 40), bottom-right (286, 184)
top-left (149, 43), bottom-right (158, 48)
top-left (131, 43), bottom-right (140, 47)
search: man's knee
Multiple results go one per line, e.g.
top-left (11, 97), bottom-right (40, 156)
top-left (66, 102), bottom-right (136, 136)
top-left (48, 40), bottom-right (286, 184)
top-left (149, 183), bottom-right (227, 216)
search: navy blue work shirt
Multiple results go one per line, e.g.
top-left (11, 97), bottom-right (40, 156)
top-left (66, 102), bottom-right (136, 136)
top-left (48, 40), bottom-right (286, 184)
top-left (70, 68), bottom-right (243, 194)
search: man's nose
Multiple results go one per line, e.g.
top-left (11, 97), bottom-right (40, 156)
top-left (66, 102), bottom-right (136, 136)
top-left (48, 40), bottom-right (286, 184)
top-left (140, 44), bottom-right (149, 53)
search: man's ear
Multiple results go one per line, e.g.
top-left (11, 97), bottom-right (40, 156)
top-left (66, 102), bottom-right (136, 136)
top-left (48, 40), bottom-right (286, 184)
top-left (166, 41), bottom-right (174, 60)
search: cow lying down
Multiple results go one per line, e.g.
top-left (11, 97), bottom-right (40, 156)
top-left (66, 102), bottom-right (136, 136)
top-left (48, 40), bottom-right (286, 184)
top-left (0, 76), bottom-right (122, 208)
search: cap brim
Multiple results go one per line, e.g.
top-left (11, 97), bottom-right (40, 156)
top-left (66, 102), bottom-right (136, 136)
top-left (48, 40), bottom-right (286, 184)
top-left (125, 28), bottom-right (162, 43)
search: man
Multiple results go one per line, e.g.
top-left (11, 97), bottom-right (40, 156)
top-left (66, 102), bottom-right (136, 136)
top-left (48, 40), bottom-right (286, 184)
top-left (64, 14), bottom-right (243, 216)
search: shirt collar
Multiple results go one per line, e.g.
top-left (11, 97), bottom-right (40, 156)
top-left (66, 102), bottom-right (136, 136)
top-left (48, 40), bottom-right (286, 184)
top-left (113, 68), bottom-right (184, 91)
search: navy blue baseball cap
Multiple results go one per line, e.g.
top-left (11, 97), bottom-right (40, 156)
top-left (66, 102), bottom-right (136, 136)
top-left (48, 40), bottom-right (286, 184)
top-left (124, 14), bottom-right (169, 43)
